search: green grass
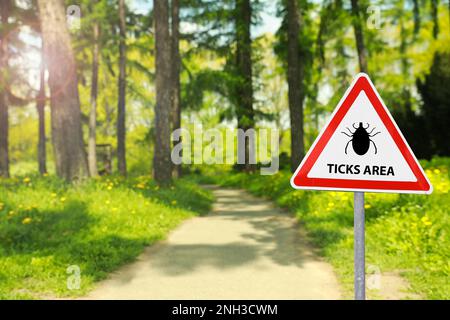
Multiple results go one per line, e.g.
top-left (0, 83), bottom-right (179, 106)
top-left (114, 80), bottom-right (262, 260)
top-left (198, 159), bottom-right (450, 299)
top-left (0, 174), bottom-right (213, 299)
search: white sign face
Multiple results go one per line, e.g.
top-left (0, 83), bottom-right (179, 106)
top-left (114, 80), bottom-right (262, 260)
top-left (291, 73), bottom-right (432, 194)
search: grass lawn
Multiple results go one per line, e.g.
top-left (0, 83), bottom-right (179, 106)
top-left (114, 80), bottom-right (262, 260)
top-left (0, 174), bottom-right (213, 299)
top-left (198, 157), bottom-right (450, 299)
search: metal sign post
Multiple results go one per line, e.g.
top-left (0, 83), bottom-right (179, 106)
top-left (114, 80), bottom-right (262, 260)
top-left (354, 192), bottom-right (365, 300)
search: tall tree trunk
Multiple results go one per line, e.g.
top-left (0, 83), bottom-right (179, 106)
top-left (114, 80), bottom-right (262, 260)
top-left (351, 0), bottom-right (368, 73)
top-left (399, 12), bottom-right (412, 114)
top-left (431, 0), bottom-right (439, 39)
top-left (88, 22), bottom-right (100, 177)
top-left (235, 0), bottom-right (254, 172)
top-left (412, 0), bottom-right (421, 36)
top-left (38, 0), bottom-right (88, 181)
top-left (37, 61), bottom-right (47, 175)
top-left (171, 0), bottom-right (182, 178)
top-left (153, 0), bottom-right (172, 184)
top-left (287, 0), bottom-right (305, 173)
top-left (117, 0), bottom-right (127, 176)
top-left (0, 0), bottom-right (11, 178)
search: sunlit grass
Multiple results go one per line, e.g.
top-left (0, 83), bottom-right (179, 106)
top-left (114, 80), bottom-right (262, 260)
top-left (0, 174), bottom-right (213, 299)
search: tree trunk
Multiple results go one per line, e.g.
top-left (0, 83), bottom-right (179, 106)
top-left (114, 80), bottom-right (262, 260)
top-left (287, 0), bottom-right (305, 173)
top-left (431, 0), bottom-right (439, 39)
top-left (351, 0), bottom-right (368, 73)
top-left (153, 0), bottom-right (172, 185)
top-left (0, 0), bottom-right (11, 178)
top-left (412, 0), bottom-right (420, 36)
top-left (88, 22), bottom-right (100, 177)
top-left (37, 61), bottom-right (47, 175)
top-left (235, 0), bottom-right (255, 172)
top-left (171, 0), bottom-right (182, 178)
top-left (117, 0), bottom-right (127, 176)
top-left (38, 0), bottom-right (88, 181)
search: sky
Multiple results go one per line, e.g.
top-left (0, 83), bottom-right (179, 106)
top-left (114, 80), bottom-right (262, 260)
top-left (130, 0), bottom-right (282, 37)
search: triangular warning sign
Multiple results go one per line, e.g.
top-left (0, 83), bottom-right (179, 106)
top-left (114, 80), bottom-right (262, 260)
top-left (291, 73), bottom-right (432, 194)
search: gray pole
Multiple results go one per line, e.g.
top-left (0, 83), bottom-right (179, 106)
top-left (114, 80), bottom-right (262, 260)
top-left (354, 191), bottom-right (365, 300)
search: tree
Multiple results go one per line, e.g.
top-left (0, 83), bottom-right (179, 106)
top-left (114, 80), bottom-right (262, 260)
top-left (153, 0), bottom-right (172, 184)
top-left (0, 0), bottom-right (11, 178)
top-left (417, 52), bottom-right (450, 157)
top-left (286, 0), bottom-right (304, 172)
top-left (351, 0), bottom-right (368, 73)
top-left (88, 19), bottom-right (100, 177)
top-left (117, 0), bottom-right (127, 176)
top-left (235, 0), bottom-right (255, 172)
top-left (171, 0), bottom-right (182, 178)
top-left (431, 0), bottom-right (439, 39)
top-left (37, 60), bottom-right (47, 175)
top-left (38, 0), bottom-right (88, 180)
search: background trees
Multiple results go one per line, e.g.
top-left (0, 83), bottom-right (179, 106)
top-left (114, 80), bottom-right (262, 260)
top-left (0, 0), bottom-right (448, 183)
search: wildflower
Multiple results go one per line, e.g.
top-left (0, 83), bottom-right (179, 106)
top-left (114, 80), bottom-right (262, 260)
top-left (43, 173), bottom-right (49, 177)
top-left (136, 183), bottom-right (146, 189)
top-left (8, 210), bottom-right (15, 216)
top-left (364, 204), bottom-right (371, 209)
top-left (23, 177), bottom-right (31, 183)
top-left (22, 217), bottom-right (32, 224)
top-left (107, 185), bottom-right (113, 190)
top-left (51, 193), bottom-right (57, 198)
top-left (60, 197), bottom-right (66, 203)
top-left (433, 169), bottom-right (441, 174)
top-left (421, 216), bottom-right (432, 226)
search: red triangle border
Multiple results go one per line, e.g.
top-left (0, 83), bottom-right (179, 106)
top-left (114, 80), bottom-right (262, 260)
top-left (291, 74), bottom-right (432, 194)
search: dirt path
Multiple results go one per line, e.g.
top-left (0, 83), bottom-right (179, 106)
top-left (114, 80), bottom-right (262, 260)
top-left (85, 186), bottom-right (341, 299)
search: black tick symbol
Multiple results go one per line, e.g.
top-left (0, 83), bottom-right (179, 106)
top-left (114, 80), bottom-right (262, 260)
top-left (342, 122), bottom-right (380, 155)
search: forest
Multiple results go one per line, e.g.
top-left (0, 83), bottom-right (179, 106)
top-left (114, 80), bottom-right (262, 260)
top-left (0, 0), bottom-right (449, 300)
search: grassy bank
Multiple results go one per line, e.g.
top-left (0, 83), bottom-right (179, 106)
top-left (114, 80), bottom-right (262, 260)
top-left (198, 158), bottom-right (449, 299)
top-left (0, 175), bottom-right (213, 299)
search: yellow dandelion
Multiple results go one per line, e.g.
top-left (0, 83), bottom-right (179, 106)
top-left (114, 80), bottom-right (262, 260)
top-left (8, 210), bottom-right (15, 216)
top-left (107, 185), bottom-right (113, 190)
top-left (23, 177), bottom-right (31, 183)
top-left (136, 183), bottom-right (146, 189)
top-left (51, 193), bottom-right (57, 198)
top-left (433, 169), bottom-right (441, 174)
top-left (421, 216), bottom-right (432, 226)
top-left (60, 197), bottom-right (66, 202)
top-left (364, 204), bottom-right (371, 209)
top-left (22, 217), bottom-right (32, 224)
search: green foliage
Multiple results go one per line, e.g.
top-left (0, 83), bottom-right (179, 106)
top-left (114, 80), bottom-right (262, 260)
top-left (416, 52), bottom-right (450, 157)
top-left (204, 158), bottom-right (450, 299)
top-left (0, 174), bottom-right (213, 299)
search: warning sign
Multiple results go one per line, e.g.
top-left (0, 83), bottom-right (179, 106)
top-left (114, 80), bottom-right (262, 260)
top-left (291, 73), bottom-right (432, 194)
